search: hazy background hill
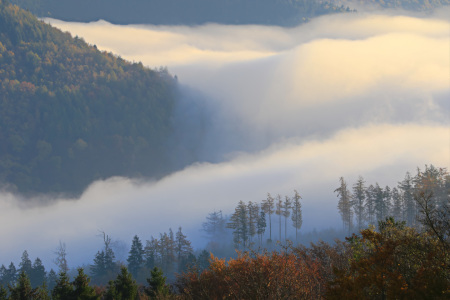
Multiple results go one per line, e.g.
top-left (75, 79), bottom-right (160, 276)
top-left (0, 0), bottom-right (182, 195)
top-left (11, 0), bottom-right (352, 26)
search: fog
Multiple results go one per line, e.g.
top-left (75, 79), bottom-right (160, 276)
top-left (1, 11), bottom-right (448, 269)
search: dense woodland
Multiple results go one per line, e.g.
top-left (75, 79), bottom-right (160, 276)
top-left (11, 0), bottom-right (353, 26)
top-left (0, 0), bottom-right (183, 194)
top-left (0, 165), bottom-right (448, 298)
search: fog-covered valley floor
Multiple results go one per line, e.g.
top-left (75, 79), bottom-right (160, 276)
top-left (0, 10), bottom-right (448, 268)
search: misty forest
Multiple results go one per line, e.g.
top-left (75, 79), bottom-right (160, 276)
top-left (0, 0), bottom-right (449, 299)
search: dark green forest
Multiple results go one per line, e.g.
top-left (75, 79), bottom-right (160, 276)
top-left (11, 0), bottom-right (353, 26)
top-left (0, 165), bottom-right (448, 298)
top-left (0, 0), bottom-right (182, 194)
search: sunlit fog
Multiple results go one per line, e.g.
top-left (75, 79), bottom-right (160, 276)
top-left (0, 10), bottom-right (448, 268)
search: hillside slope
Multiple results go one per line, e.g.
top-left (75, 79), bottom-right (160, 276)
top-left (0, 0), bottom-right (179, 195)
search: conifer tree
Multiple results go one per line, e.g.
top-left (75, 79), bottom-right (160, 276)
top-left (145, 267), bottom-right (170, 299)
top-left (175, 227), bottom-right (193, 273)
top-left (291, 190), bottom-right (302, 244)
top-left (390, 187), bottom-right (403, 221)
top-left (105, 266), bottom-right (138, 300)
top-left (51, 272), bottom-right (72, 300)
top-left (275, 194), bottom-right (283, 241)
top-left (399, 172), bottom-right (415, 227)
top-left (335, 177), bottom-right (353, 232)
top-left (373, 183), bottom-right (385, 223)
top-left (144, 237), bottom-right (159, 270)
top-left (365, 184), bottom-right (376, 225)
top-left (9, 271), bottom-right (35, 300)
top-left (261, 193), bottom-right (274, 243)
top-left (30, 258), bottom-right (46, 288)
top-left (247, 201), bottom-right (259, 246)
top-left (202, 210), bottom-right (226, 242)
top-left (0, 285), bottom-right (7, 300)
top-left (46, 269), bottom-right (58, 292)
top-left (127, 235), bottom-right (144, 279)
top-left (282, 196), bottom-right (292, 242)
top-left (352, 176), bottom-right (366, 230)
top-left (19, 251), bottom-right (32, 279)
top-left (257, 210), bottom-right (266, 246)
top-left (72, 268), bottom-right (98, 300)
top-left (227, 201), bottom-right (249, 248)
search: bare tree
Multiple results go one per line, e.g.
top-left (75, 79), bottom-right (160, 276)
top-left (53, 241), bottom-right (68, 273)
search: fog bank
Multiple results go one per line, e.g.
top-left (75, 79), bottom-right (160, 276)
top-left (0, 11), bottom-right (448, 268)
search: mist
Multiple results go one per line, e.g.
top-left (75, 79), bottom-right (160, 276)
top-left (1, 11), bottom-right (448, 269)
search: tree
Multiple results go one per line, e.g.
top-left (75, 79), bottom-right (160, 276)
top-left (257, 210), bottom-right (266, 246)
top-left (365, 184), bottom-right (376, 226)
top-left (51, 272), bottom-right (72, 300)
top-left (399, 172), bottom-right (416, 227)
top-left (145, 267), bottom-right (170, 299)
top-left (291, 190), bottom-right (302, 244)
top-left (127, 235), bottom-right (144, 279)
top-left (390, 187), bottom-right (403, 222)
top-left (247, 201), bottom-right (259, 246)
top-left (30, 258), bottom-right (46, 288)
top-left (352, 176), bottom-right (366, 231)
top-left (18, 251), bottom-right (32, 279)
top-left (202, 210), bottom-right (226, 242)
top-left (46, 269), bottom-right (58, 292)
top-left (105, 266), bottom-right (138, 300)
top-left (335, 177), bottom-right (353, 232)
top-left (9, 272), bottom-right (36, 300)
top-left (72, 268), bottom-right (98, 300)
top-left (282, 196), bottom-right (292, 242)
top-left (175, 227), bottom-right (193, 273)
top-left (275, 194), bottom-right (283, 241)
top-left (227, 201), bottom-right (249, 248)
top-left (53, 241), bottom-right (68, 273)
top-left (261, 193), bottom-right (275, 243)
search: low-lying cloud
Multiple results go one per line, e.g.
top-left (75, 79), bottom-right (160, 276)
top-left (1, 11), bottom-right (448, 268)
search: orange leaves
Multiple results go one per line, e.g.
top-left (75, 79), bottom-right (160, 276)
top-left (178, 250), bottom-right (324, 299)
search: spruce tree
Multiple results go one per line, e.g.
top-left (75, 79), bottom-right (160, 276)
top-left (105, 266), bottom-right (138, 300)
top-left (352, 176), bottom-right (366, 230)
top-left (9, 271), bottom-right (35, 300)
top-left (51, 272), bottom-right (72, 300)
top-left (335, 177), bottom-right (353, 232)
top-left (127, 235), bottom-right (143, 280)
top-left (262, 193), bottom-right (275, 243)
top-left (291, 190), bottom-right (302, 244)
top-left (227, 201), bottom-right (249, 248)
top-left (72, 268), bottom-right (98, 300)
top-left (175, 227), bottom-right (193, 273)
top-left (145, 267), bottom-right (170, 299)
top-left (30, 258), bottom-right (46, 289)
top-left (282, 196), bottom-right (292, 242)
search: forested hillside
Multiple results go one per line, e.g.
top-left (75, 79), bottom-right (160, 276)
top-left (0, 0), bottom-right (179, 194)
top-left (11, 0), bottom-right (352, 26)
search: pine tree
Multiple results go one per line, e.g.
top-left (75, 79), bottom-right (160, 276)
top-left (144, 237), bottom-right (159, 271)
top-left (399, 172), bottom-right (415, 227)
top-left (227, 201), bottom-right (249, 248)
top-left (257, 210), bottom-right (266, 246)
top-left (275, 194), bottom-right (283, 241)
top-left (373, 183), bottom-right (385, 223)
top-left (9, 271), bottom-right (36, 300)
top-left (30, 258), bottom-right (46, 288)
top-left (261, 193), bottom-right (274, 243)
top-left (352, 176), bottom-right (366, 231)
top-left (145, 267), bottom-right (170, 299)
top-left (105, 266), bottom-right (137, 300)
top-left (202, 210), bottom-right (226, 242)
top-left (282, 196), bottom-right (292, 242)
top-left (46, 269), bottom-right (58, 292)
top-left (159, 231), bottom-right (175, 276)
top-left (365, 184), bottom-right (376, 225)
top-left (175, 227), bottom-right (193, 273)
top-left (0, 285), bottom-right (8, 300)
top-left (247, 201), bottom-right (259, 246)
top-left (51, 272), bottom-right (73, 300)
top-left (391, 187), bottom-right (403, 221)
top-left (291, 190), bottom-right (302, 244)
top-left (72, 268), bottom-right (98, 300)
top-left (127, 235), bottom-right (144, 279)
top-left (19, 251), bottom-right (32, 279)
top-left (335, 177), bottom-right (353, 232)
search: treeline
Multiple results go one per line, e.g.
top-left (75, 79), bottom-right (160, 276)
top-left (348, 0), bottom-right (449, 11)
top-left (11, 0), bottom-right (353, 26)
top-left (0, 0), bottom-right (181, 194)
top-left (335, 165), bottom-right (449, 232)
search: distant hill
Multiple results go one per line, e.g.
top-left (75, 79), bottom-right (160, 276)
top-left (0, 0), bottom-right (180, 195)
top-left (331, 0), bottom-right (449, 11)
top-left (10, 0), bottom-right (353, 26)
